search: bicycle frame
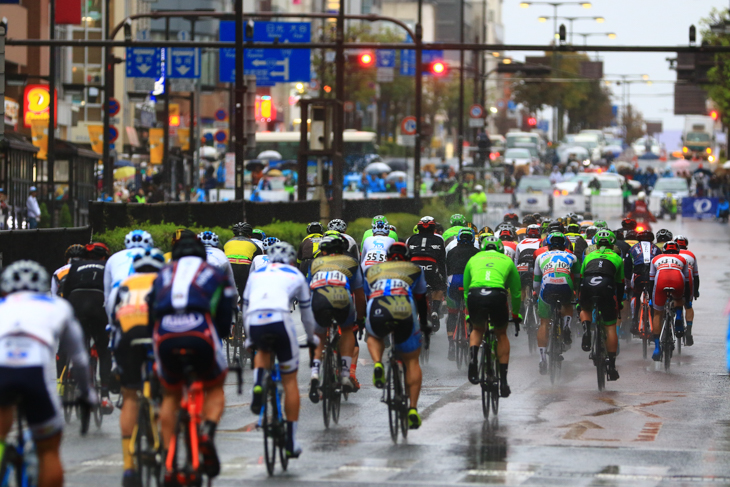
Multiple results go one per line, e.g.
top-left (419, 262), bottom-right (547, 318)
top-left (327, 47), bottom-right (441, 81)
top-left (0, 415), bottom-right (30, 487)
top-left (165, 373), bottom-right (205, 483)
top-left (129, 340), bottom-right (161, 469)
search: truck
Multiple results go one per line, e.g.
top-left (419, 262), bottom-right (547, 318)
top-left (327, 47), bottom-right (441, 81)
top-left (682, 115), bottom-right (715, 160)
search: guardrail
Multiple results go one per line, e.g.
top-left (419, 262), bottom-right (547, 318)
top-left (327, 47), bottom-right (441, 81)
top-left (0, 227), bottom-right (92, 274)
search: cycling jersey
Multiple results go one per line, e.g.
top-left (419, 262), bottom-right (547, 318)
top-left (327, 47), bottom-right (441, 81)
top-left (243, 262), bottom-right (317, 373)
top-left (63, 260), bottom-right (105, 295)
top-left (579, 247), bottom-right (625, 326)
top-left (309, 254), bottom-right (363, 331)
top-left (515, 237), bottom-right (541, 276)
top-left (630, 242), bottom-right (661, 286)
top-left (533, 250), bottom-right (579, 298)
top-left (649, 254), bottom-right (690, 310)
top-left (679, 249), bottom-right (700, 301)
top-left (463, 251), bottom-right (521, 328)
top-left (51, 263), bottom-right (71, 296)
top-left (104, 248), bottom-right (146, 322)
top-left (298, 233), bottom-right (323, 273)
top-left (445, 244), bottom-right (480, 299)
top-left (340, 233), bottom-right (360, 261)
top-left (250, 254), bottom-right (269, 273)
top-left (0, 291), bottom-right (91, 439)
top-left (205, 246), bottom-right (237, 295)
top-left (565, 233), bottom-right (588, 263)
top-left (361, 235), bottom-right (396, 272)
top-left (406, 232), bottom-right (447, 291)
top-left (502, 241), bottom-right (517, 261)
top-left (360, 229), bottom-right (398, 250)
top-left (614, 239), bottom-right (633, 284)
top-left (584, 243), bottom-right (621, 258)
top-left (224, 237), bottom-right (262, 265)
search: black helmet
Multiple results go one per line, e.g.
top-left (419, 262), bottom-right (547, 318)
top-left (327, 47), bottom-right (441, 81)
top-left (585, 226), bottom-right (598, 240)
top-left (566, 222), bottom-right (580, 234)
top-left (637, 229), bottom-right (654, 242)
top-left (625, 229), bottom-right (639, 241)
top-left (319, 235), bottom-right (347, 255)
top-left (65, 244), bottom-right (86, 262)
top-left (457, 228), bottom-right (475, 246)
top-left (621, 218), bottom-right (637, 231)
top-left (386, 242), bottom-right (410, 261)
top-left (656, 229), bottom-right (673, 243)
top-left (522, 215), bottom-right (537, 226)
top-left (547, 220), bottom-right (565, 233)
top-left (307, 222), bottom-right (324, 235)
top-left (232, 222), bottom-right (253, 237)
top-left (171, 235), bottom-right (206, 261)
top-left (613, 228), bottom-right (625, 241)
top-left (546, 232), bottom-right (566, 250)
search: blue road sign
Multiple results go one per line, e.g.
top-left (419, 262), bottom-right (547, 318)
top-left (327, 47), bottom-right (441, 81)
top-left (107, 98), bottom-right (120, 117)
top-left (399, 49), bottom-right (444, 76)
top-left (376, 50), bottom-right (396, 68)
top-left (167, 48), bottom-right (200, 79)
top-left (219, 21), bottom-right (311, 86)
top-left (126, 48), bottom-right (162, 78)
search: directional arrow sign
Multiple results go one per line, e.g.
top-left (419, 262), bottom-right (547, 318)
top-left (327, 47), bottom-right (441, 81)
top-left (559, 421), bottom-right (603, 440)
top-left (126, 47), bottom-right (162, 78)
top-left (167, 48), bottom-right (200, 79)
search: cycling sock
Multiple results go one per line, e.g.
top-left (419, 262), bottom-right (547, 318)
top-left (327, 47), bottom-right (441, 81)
top-left (563, 315), bottom-right (572, 332)
top-left (121, 436), bottom-right (134, 470)
top-left (350, 365), bottom-right (357, 376)
top-left (469, 346), bottom-right (479, 364)
top-left (675, 308), bottom-right (683, 321)
top-left (608, 352), bottom-right (616, 368)
top-left (286, 421), bottom-right (298, 450)
top-left (539, 347), bottom-right (546, 360)
top-left (499, 363), bottom-right (508, 383)
top-left (341, 356), bottom-right (352, 378)
top-left (311, 360), bottom-right (321, 378)
top-left (201, 420), bottom-right (217, 441)
top-left (582, 320), bottom-right (591, 333)
top-left (432, 301), bottom-right (442, 315)
top-left (253, 368), bottom-right (263, 387)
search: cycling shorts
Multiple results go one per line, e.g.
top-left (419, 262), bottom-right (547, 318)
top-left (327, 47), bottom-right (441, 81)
top-left (0, 337), bottom-right (62, 440)
top-left (652, 271), bottom-right (685, 311)
top-left (311, 285), bottom-right (355, 334)
top-left (447, 275), bottom-right (464, 302)
top-left (466, 287), bottom-right (509, 329)
top-left (537, 285), bottom-right (573, 319)
top-left (632, 273), bottom-right (651, 295)
top-left (68, 290), bottom-right (107, 333)
top-left (153, 312), bottom-right (227, 391)
top-left (579, 275), bottom-right (618, 326)
top-left (246, 312), bottom-right (300, 374)
top-left (413, 261), bottom-right (446, 292)
top-left (366, 296), bottom-right (421, 354)
top-left (114, 326), bottom-right (151, 390)
top-left (230, 263), bottom-right (252, 297)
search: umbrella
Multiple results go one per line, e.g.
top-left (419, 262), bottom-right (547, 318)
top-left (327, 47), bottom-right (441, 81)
top-left (671, 159), bottom-right (691, 171)
top-left (257, 150), bottom-right (283, 160)
top-left (603, 144), bottom-right (623, 156)
top-left (723, 161), bottom-right (730, 170)
top-left (246, 160), bottom-right (266, 171)
top-left (113, 167), bottom-right (135, 180)
top-left (386, 171), bottom-right (407, 182)
top-left (114, 160), bottom-right (133, 167)
top-left (694, 167), bottom-right (713, 176)
top-left (639, 152), bottom-right (660, 160)
top-left (269, 159), bottom-right (298, 170)
top-left (365, 162), bottom-right (392, 174)
top-left (386, 160), bottom-right (408, 172)
top-left (200, 146), bottom-right (218, 160)
top-left (266, 169), bottom-right (283, 176)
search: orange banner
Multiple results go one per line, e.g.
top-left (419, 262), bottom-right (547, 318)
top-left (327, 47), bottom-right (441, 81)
top-left (30, 121), bottom-right (48, 160)
top-left (178, 128), bottom-right (190, 151)
top-left (149, 128), bottom-right (164, 164)
top-left (87, 124), bottom-right (104, 154)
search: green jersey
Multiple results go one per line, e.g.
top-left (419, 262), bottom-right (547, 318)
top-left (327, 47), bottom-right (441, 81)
top-left (361, 229), bottom-right (398, 250)
top-left (580, 246), bottom-right (624, 282)
top-left (463, 251), bottom-right (522, 312)
top-left (443, 225), bottom-right (468, 243)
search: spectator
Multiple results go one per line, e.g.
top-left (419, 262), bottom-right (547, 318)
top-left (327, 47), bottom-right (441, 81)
top-left (645, 167), bottom-right (657, 190)
top-left (717, 197), bottom-right (729, 222)
top-left (588, 177), bottom-right (601, 196)
top-left (468, 184), bottom-right (488, 214)
top-left (216, 161), bottom-right (226, 188)
top-left (0, 188), bottom-right (8, 229)
top-left (134, 188), bottom-right (146, 204)
top-left (258, 175), bottom-right (272, 191)
top-left (26, 186), bottom-right (41, 229)
top-left (395, 176), bottom-right (407, 194)
top-left (573, 180), bottom-right (584, 195)
top-left (549, 165), bottom-right (564, 184)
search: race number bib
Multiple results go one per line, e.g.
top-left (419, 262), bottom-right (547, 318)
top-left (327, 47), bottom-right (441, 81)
top-left (311, 270), bottom-right (348, 289)
top-left (363, 250), bottom-right (386, 266)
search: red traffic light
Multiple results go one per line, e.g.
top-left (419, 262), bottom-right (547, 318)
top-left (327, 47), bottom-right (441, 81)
top-left (431, 61), bottom-right (447, 75)
top-left (358, 52), bottom-right (375, 67)
top-left (527, 117), bottom-right (537, 127)
top-left (710, 109), bottom-right (719, 121)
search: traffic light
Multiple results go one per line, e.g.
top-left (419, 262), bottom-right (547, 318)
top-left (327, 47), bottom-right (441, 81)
top-left (424, 60), bottom-right (449, 76)
top-left (710, 109), bottom-right (719, 121)
top-left (358, 52), bottom-right (374, 67)
top-left (169, 103), bottom-right (180, 127)
top-left (527, 117), bottom-right (537, 127)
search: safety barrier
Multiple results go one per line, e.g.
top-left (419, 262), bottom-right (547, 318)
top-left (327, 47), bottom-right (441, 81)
top-left (554, 195), bottom-right (586, 215)
top-left (589, 196), bottom-right (624, 220)
top-left (516, 193), bottom-right (550, 216)
top-left (486, 193), bottom-right (515, 210)
top-left (0, 226), bottom-right (92, 274)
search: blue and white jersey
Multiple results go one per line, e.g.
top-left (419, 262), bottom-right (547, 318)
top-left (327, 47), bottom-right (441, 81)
top-left (205, 246), bottom-right (236, 290)
top-left (630, 241), bottom-right (661, 270)
top-left (251, 254), bottom-right (270, 272)
top-left (360, 235), bottom-right (395, 272)
top-left (104, 248), bottom-right (146, 320)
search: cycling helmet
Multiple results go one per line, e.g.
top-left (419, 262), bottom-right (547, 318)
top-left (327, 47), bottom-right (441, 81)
top-left (0, 260), bottom-right (50, 295)
top-left (593, 229), bottom-right (616, 248)
top-left (626, 229), bottom-right (639, 241)
top-left (197, 231), bottom-right (220, 248)
top-left (547, 220), bottom-right (565, 233)
top-left (637, 191), bottom-right (646, 201)
top-left (386, 242), bottom-right (410, 262)
top-left (522, 215), bottom-right (537, 226)
top-left (457, 228), bottom-right (475, 246)
top-left (307, 222), bottom-right (324, 235)
top-left (390, 225), bottom-right (397, 233)
top-left (656, 229), bottom-right (673, 243)
top-left (372, 219), bottom-right (390, 236)
top-left (674, 235), bottom-right (688, 249)
top-left (663, 241), bottom-right (680, 254)
top-left (541, 220), bottom-right (550, 233)
top-left (526, 224), bottom-right (541, 238)
top-left (566, 223), bottom-right (580, 234)
top-left (637, 229), bottom-right (654, 242)
top-left (263, 237), bottom-right (280, 251)
top-left (498, 227), bottom-right (515, 242)
top-left (268, 242), bottom-right (297, 265)
top-left (171, 235), bottom-right (206, 260)
top-left (504, 213), bottom-right (519, 224)
top-left (466, 222), bottom-right (478, 232)
top-left (65, 244), bottom-right (86, 262)
top-left (450, 214), bottom-right (467, 227)
top-left (232, 222), bottom-right (253, 237)
top-left (585, 226), bottom-right (598, 240)
top-left (546, 232), bottom-right (566, 250)
top-left (621, 218), bottom-right (637, 231)
top-left (323, 229), bottom-right (340, 237)
top-left (613, 228), bottom-right (625, 241)
top-left (532, 213), bottom-right (543, 223)
top-left (85, 242), bottom-right (110, 260)
top-left (125, 230), bottom-right (154, 250)
top-left (252, 229), bottom-right (266, 241)
top-left (132, 248), bottom-right (166, 272)
top-left (328, 219), bottom-right (347, 233)
top-left (593, 220), bottom-right (608, 229)
top-left (479, 226), bottom-right (493, 236)
top-left (172, 228), bottom-right (196, 246)
top-left (435, 222), bottom-right (444, 235)
top-left (481, 235), bottom-right (504, 253)
top-left (319, 235), bottom-right (347, 255)
top-left (417, 216), bottom-right (436, 232)
top-left (566, 212), bottom-right (579, 222)
top-left (412, 225), bottom-right (418, 234)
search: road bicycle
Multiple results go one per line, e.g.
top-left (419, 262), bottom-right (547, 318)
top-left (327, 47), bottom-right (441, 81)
top-left (381, 330), bottom-right (411, 444)
top-left (659, 287), bottom-right (677, 372)
top-left (163, 350), bottom-right (242, 487)
top-left (317, 319), bottom-right (343, 428)
top-left (452, 296), bottom-right (469, 370)
top-left (589, 297), bottom-right (609, 391)
top-left (226, 312), bottom-right (246, 369)
top-left (636, 288), bottom-right (653, 360)
top-left (128, 338), bottom-right (162, 487)
top-left (480, 318), bottom-right (519, 419)
top-left (522, 285), bottom-right (538, 355)
top-left (547, 297), bottom-right (570, 385)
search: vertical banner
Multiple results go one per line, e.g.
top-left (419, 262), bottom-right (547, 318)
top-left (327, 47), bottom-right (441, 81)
top-left (225, 153), bottom-right (235, 189)
top-left (178, 128), bottom-right (190, 151)
top-left (56, 0), bottom-right (82, 24)
top-left (87, 124), bottom-right (104, 154)
top-left (149, 128), bottom-right (164, 164)
top-left (30, 121), bottom-right (48, 160)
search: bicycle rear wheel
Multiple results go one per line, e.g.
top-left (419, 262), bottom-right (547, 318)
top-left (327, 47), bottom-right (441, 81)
top-left (489, 343), bottom-right (499, 416)
top-left (480, 346), bottom-right (489, 420)
top-left (136, 401), bottom-right (161, 487)
top-left (386, 363), bottom-right (398, 443)
top-left (395, 361), bottom-right (408, 439)
top-left (595, 324), bottom-right (606, 391)
top-left (526, 303), bottom-right (537, 355)
top-left (455, 312), bottom-right (464, 370)
top-left (89, 357), bottom-right (103, 428)
top-left (548, 320), bottom-right (560, 385)
top-left (330, 349), bottom-right (341, 425)
top-left (420, 334), bottom-right (430, 364)
top-left (277, 389), bottom-right (289, 472)
top-left (321, 345), bottom-right (333, 429)
top-left (663, 316), bottom-right (672, 372)
top-left (262, 377), bottom-right (277, 476)
top-left (62, 365), bottom-right (76, 424)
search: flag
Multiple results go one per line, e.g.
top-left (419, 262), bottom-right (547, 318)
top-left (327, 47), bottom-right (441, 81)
top-left (56, 0), bottom-right (82, 25)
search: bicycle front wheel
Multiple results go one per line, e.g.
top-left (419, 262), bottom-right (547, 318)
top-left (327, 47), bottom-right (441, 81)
top-left (386, 364), bottom-right (398, 443)
top-left (90, 357), bottom-right (103, 428)
top-left (480, 346), bottom-right (489, 420)
top-left (136, 401), bottom-right (161, 487)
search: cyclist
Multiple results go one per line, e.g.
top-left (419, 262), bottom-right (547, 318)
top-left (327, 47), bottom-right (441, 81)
top-left (0, 261), bottom-right (95, 487)
top-left (655, 228), bottom-right (673, 250)
top-left (104, 230), bottom-right (154, 325)
top-left (110, 248), bottom-right (165, 487)
top-left (298, 222), bottom-right (325, 274)
top-left (364, 243), bottom-right (430, 429)
top-left (629, 229), bottom-right (660, 335)
top-left (362, 219), bottom-right (396, 272)
top-left (406, 216), bottom-right (447, 328)
top-left (593, 220), bottom-right (608, 229)
top-left (148, 235), bottom-right (236, 479)
top-left (565, 222), bottom-right (588, 263)
top-left (52, 244), bottom-right (86, 296)
top-left (463, 236), bottom-right (521, 397)
top-left (164, 229), bottom-right (197, 263)
top-left (504, 213), bottom-right (520, 226)
top-left (515, 224), bottom-right (542, 313)
top-left (224, 222), bottom-right (263, 298)
top-left (244, 242), bottom-right (318, 458)
top-left (63, 242), bottom-right (114, 414)
top-left (613, 229), bottom-right (634, 325)
top-left (251, 236), bottom-right (280, 272)
top-left (199, 231), bottom-right (237, 292)
top-left (476, 226), bottom-right (494, 249)
top-left (534, 232), bottom-right (580, 374)
top-left (328, 219), bottom-right (360, 260)
top-left (625, 229), bottom-right (639, 248)
top-left (308, 235), bottom-right (366, 397)
top-left (361, 215), bottom-right (397, 249)
top-left (648, 241), bottom-right (690, 361)
top-left (445, 228), bottom-right (480, 361)
top-left (674, 235), bottom-right (699, 346)
top-left (443, 213), bottom-right (469, 243)
top-left (628, 192), bottom-right (657, 222)
top-left (578, 230), bottom-right (624, 381)
top-left (498, 227), bottom-right (517, 260)
top-left (251, 229), bottom-right (267, 252)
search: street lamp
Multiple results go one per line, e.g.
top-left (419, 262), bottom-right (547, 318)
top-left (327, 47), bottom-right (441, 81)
top-left (575, 32), bottom-right (617, 46)
top-left (536, 15), bottom-right (606, 43)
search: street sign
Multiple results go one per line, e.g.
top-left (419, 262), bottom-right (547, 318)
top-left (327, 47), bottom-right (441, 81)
top-left (167, 48), bottom-right (200, 79)
top-left (219, 21), bottom-right (311, 86)
top-left (401, 116), bottom-right (417, 135)
top-left (344, 101), bottom-right (355, 113)
top-left (215, 109), bottom-right (227, 121)
top-left (125, 47), bottom-right (162, 78)
top-left (469, 104), bottom-right (484, 119)
top-left (469, 118), bottom-right (485, 128)
top-left (107, 98), bottom-right (121, 117)
top-left (376, 49), bottom-right (396, 68)
top-left (377, 68), bottom-right (394, 83)
top-left (399, 49), bottom-right (444, 76)
top-left (215, 130), bottom-right (227, 142)
top-left (109, 126), bottom-right (119, 143)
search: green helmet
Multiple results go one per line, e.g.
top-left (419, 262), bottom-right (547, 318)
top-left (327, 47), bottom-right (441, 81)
top-left (541, 220), bottom-right (550, 232)
top-left (450, 213), bottom-right (466, 227)
top-left (372, 215), bottom-right (388, 226)
top-left (323, 229), bottom-right (340, 237)
top-left (413, 224), bottom-right (418, 234)
top-left (593, 229), bottom-right (616, 248)
top-left (481, 235), bottom-right (504, 253)
top-left (593, 220), bottom-right (608, 229)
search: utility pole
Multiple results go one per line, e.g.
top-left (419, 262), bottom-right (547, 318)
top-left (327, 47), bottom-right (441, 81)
top-left (234, 0), bottom-right (245, 208)
top-left (102, 0), bottom-right (112, 198)
top-left (48, 0), bottom-right (56, 226)
top-left (162, 18), bottom-right (171, 196)
top-left (457, 0), bottom-right (465, 179)
top-left (414, 0), bottom-right (423, 205)
top-left (331, 0), bottom-right (345, 218)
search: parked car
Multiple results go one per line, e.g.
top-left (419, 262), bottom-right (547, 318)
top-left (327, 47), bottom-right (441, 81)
top-left (503, 148), bottom-right (535, 167)
top-left (554, 173), bottom-right (623, 196)
top-left (515, 175), bottom-right (553, 194)
top-left (650, 177), bottom-right (690, 200)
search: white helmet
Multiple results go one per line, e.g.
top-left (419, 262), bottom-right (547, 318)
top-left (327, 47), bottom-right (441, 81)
top-left (132, 248), bottom-right (166, 272)
top-left (0, 260), bottom-right (50, 295)
top-left (637, 191), bottom-right (646, 201)
top-left (125, 230), bottom-right (154, 250)
top-left (197, 231), bottom-right (220, 248)
top-left (268, 242), bottom-right (297, 265)
top-left (263, 237), bottom-right (280, 252)
top-left (328, 219), bottom-right (347, 233)
top-left (474, 184), bottom-right (484, 192)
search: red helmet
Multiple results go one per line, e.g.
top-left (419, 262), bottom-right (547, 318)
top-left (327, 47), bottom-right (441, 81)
top-left (674, 235), bottom-right (688, 249)
top-left (386, 242), bottom-right (410, 262)
top-left (85, 242), bottom-right (110, 260)
top-left (663, 241), bottom-right (680, 254)
top-left (498, 228), bottom-right (514, 241)
top-left (417, 216), bottom-right (436, 232)
top-left (526, 224), bottom-right (541, 238)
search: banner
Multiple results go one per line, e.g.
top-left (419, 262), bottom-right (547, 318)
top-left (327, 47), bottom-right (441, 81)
top-left (178, 128), bottom-right (190, 151)
top-left (87, 124), bottom-right (104, 154)
top-left (554, 194), bottom-right (586, 215)
top-left (30, 121), bottom-right (48, 160)
top-left (681, 197), bottom-right (718, 219)
top-left (149, 128), bottom-right (164, 164)
top-left (486, 193), bottom-right (514, 210)
top-left (225, 153), bottom-right (235, 189)
top-left (516, 193), bottom-right (549, 215)
top-left (23, 84), bottom-right (57, 128)
top-left (4, 98), bottom-right (18, 129)
top-left (590, 196), bottom-right (623, 219)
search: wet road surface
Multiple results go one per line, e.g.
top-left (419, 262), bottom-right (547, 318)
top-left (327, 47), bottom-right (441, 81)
top-left (63, 218), bottom-right (730, 486)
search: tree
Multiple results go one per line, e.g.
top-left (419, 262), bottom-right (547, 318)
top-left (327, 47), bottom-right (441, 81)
top-left (622, 104), bottom-right (645, 146)
top-left (700, 8), bottom-right (730, 129)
